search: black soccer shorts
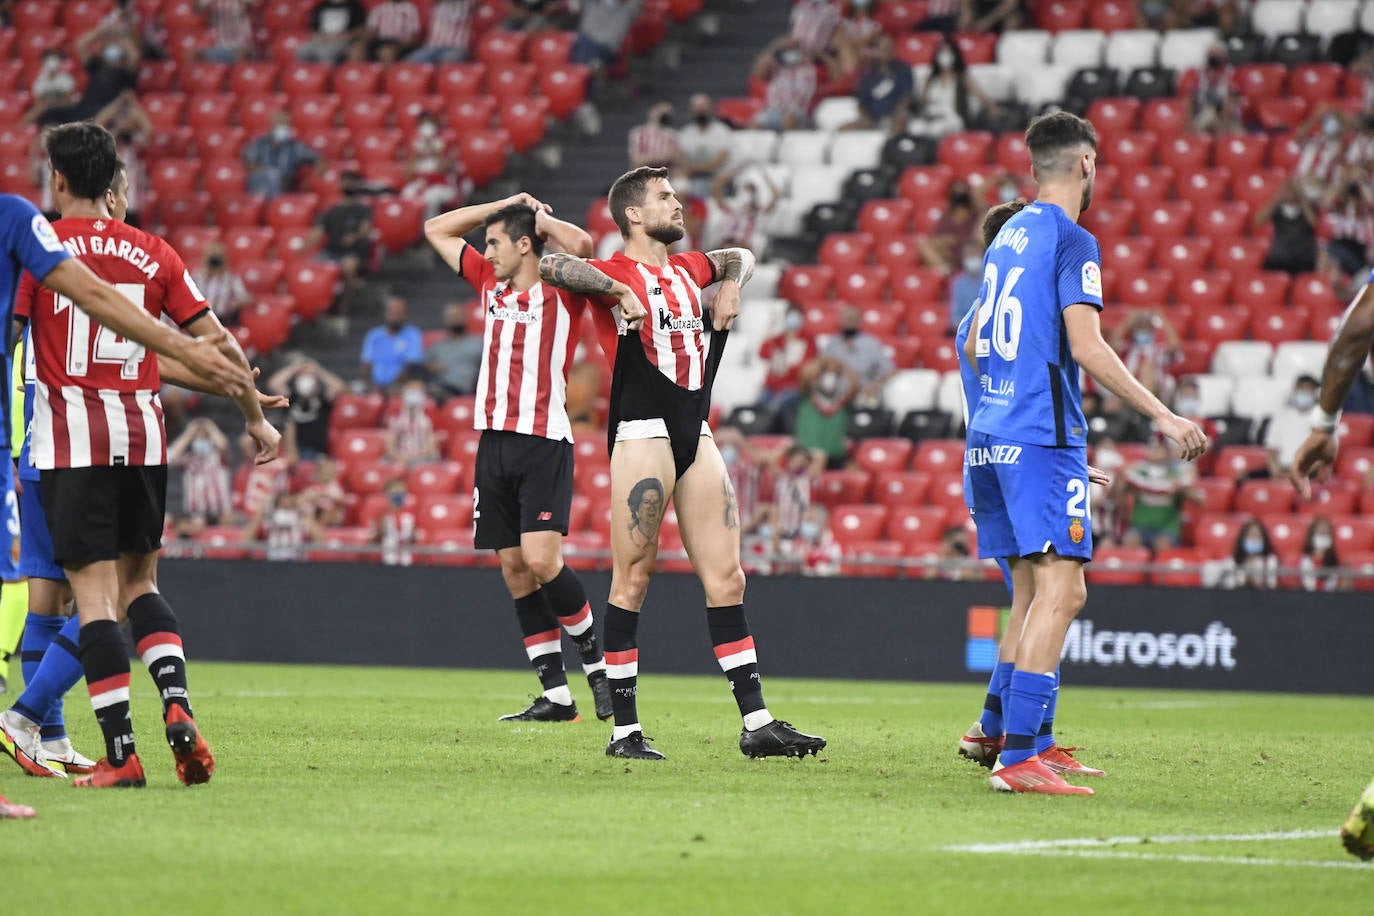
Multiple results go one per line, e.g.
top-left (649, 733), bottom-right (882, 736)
top-left (472, 430), bottom-right (573, 551)
top-left (39, 464), bottom-right (167, 569)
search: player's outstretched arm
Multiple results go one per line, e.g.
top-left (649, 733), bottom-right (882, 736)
top-left (538, 253), bottom-right (646, 330)
top-left (424, 193), bottom-right (553, 274)
top-left (1063, 303), bottom-right (1208, 461)
top-left (160, 359), bottom-right (289, 409)
top-left (38, 258), bottom-right (250, 397)
top-left (184, 311), bottom-right (282, 464)
top-left (1290, 282), bottom-right (1374, 497)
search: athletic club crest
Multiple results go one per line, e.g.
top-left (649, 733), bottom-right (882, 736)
top-left (1068, 517), bottom-right (1085, 544)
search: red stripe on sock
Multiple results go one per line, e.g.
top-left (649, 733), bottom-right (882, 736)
top-left (604, 649), bottom-right (638, 666)
top-left (87, 673), bottom-right (130, 697)
top-left (522, 629), bottom-right (561, 648)
top-left (135, 631), bottom-right (183, 656)
top-left (557, 602), bottom-right (591, 628)
top-left (712, 636), bottom-right (755, 660)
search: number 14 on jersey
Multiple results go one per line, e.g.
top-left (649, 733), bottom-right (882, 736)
top-left (54, 282), bottom-right (147, 380)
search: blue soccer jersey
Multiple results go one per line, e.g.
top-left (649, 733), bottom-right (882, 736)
top-left (16, 326), bottom-right (37, 484)
top-left (968, 202), bottom-right (1102, 448)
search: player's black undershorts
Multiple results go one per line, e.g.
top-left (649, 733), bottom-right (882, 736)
top-left (39, 464), bottom-right (167, 569)
top-left (473, 430), bottom-right (574, 551)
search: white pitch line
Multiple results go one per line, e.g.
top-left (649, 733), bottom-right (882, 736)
top-left (946, 829), bottom-right (1336, 854)
top-left (990, 848), bottom-right (1370, 871)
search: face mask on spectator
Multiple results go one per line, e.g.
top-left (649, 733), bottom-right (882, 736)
top-left (273, 125), bottom-right (293, 143)
top-left (1323, 115), bottom-right (1342, 137)
top-left (998, 184), bottom-right (1018, 203)
top-left (1174, 396), bottom-right (1199, 416)
top-left (1312, 534), bottom-right (1333, 551)
top-left (801, 521), bottom-right (820, 540)
top-left (403, 388), bottom-right (426, 409)
top-left (719, 444), bottom-right (739, 465)
top-left (42, 55), bottom-right (61, 72)
top-left (657, 110), bottom-right (674, 127)
top-left (785, 311), bottom-right (804, 332)
top-left (963, 255), bottom-right (982, 274)
top-left (818, 370), bottom-right (840, 396)
top-left (841, 326), bottom-right (859, 340)
top-left (418, 121), bottom-right (437, 138)
top-left (1292, 390), bottom-right (1316, 410)
top-left (1243, 537), bottom-right (1265, 555)
top-left (448, 322), bottom-right (465, 335)
top-left (694, 112), bottom-right (711, 127)
top-left (779, 49), bottom-right (803, 66)
top-left (191, 437), bottom-right (215, 456)
top-left (936, 50), bottom-right (955, 69)
top-left (388, 490), bottom-right (406, 508)
top-left (102, 45), bottom-right (126, 65)
top-left (296, 374), bottom-right (319, 396)
top-left (1133, 329), bottom-right (1154, 346)
top-left (1279, 203), bottom-right (1301, 219)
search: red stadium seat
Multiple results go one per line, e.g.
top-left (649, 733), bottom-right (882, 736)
top-left (229, 61), bottom-right (280, 95)
top-left (137, 59), bottom-right (178, 94)
top-left (1173, 271), bottom-right (1232, 311)
top-left (912, 439), bottom-right (963, 475)
top-left (1150, 548), bottom-right (1204, 587)
top-left (953, 32), bottom-right (997, 64)
top-left (202, 160), bottom-right (248, 198)
top-left (1089, 546), bottom-right (1151, 586)
top-left (354, 129), bottom-right (403, 164)
top-left (1339, 415), bottom-right (1374, 449)
top-left (539, 64), bottom-right (590, 119)
top-left (1213, 445), bottom-right (1269, 479)
top-left (897, 164), bottom-right (955, 203)
top-left (1173, 340), bottom-right (1215, 375)
top-left (828, 505), bottom-right (888, 545)
top-left (1157, 134), bottom-right (1212, 172)
top-left (1088, 0), bottom-right (1136, 30)
top-left (1263, 514), bottom-right (1308, 558)
top-left (485, 63), bottom-right (538, 104)
top-left (331, 393), bottom-right (385, 431)
top-left (1193, 306), bottom-right (1249, 345)
top-left (1250, 305), bottom-right (1309, 344)
top-left (919, 338), bottom-right (960, 373)
top-left (1267, 133), bottom-right (1303, 171)
top-left (890, 265), bottom-right (946, 305)
top-left (383, 62), bottom-right (435, 101)
top-left (223, 226), bottom-right (274, 264)
top-left (1180, 167), bottom-right (1230, 205)
top-left (372, 197), bottom-right (425, 252)
top-left (407, 462), bottom-right (464, 497)
top-left (895, 32), bottom-right (942, 65)
top-left (239, 261), bottom-right (285, 295)
top-left (332, 62), bottom-right (383, 100)
top-left (1115, 270), bottom-right (1173, 307)
top-left (1235, 479), bottom-right (1295, 515)
top-left (1287, 64), bottom-right (1342, 106)
top-left (239, 296), bottom-right (293, 352)
top-left (1192, 477), bottom-right (1236, 513)
top-left (150, 158), bottom-right (199, 194)
top-left (1139, 98), bottom-right (1188, 137)
top-left (499, 96), bottom-right (549, 153)
top-left (210, 194), bottom-right (264, 229)
top-left (872, 471), bottom-right (931, 509)
top-left (903, 300), bottom-right (948, 340)
top-left (475, 29), bottom-right (526, 66)
top-left (886, 505), bottom-right (948, 547)
top-left (1036, 0), bottom-right (1088, 30)
top-left (526, 30), bottom-right (576, 68)
top-left (1335, 447), bottom-right (1374, 481)
top-left (264, 194), bottom-right (319, 230)
top-left (853, 438), bottom-right (914, 475)
top-left (1196, 201), bottom-right (1251, 241)
top-left (458, 130), bottom-right (509, 187)
top-left (1101, 131), bottom-right (1157, 169)
top-left (342, 95), bottom-right (390, 132)
top-left (1137, 201), bottom-right (1195, 241)
top-left (1236, 64), bottom-right (1287, 104)
top-left (1116, 165), bottom-right (1174, 206)
top-left (876, 0), bottom-right (925, 34)
top-left (182, 62), bottom-right (228, 94)
top-left (142, 93), bottom-right (187, 133)
top-left (193, 527), bottom-right (249, 561)
top-left (1254, 97), bottom-right (1310, 132)
top-left (277, 226), bottom-right (324, 263)
top-left (937, 131), bottom-right (995, 169)
top-left (859, 199), bottom-right (914, 237)
top-left (714, 96), bottom-right (764, 127)
top-left (815, 470), bottom-right (872, 506)
top-left (415, 495), bottom-right (474, 535)
top-left (1086, 97), bottom-right (1141, 135)
top-left (12, 1), bottom-right (59, 30)
top-left (779, 265), bottom-right (834, 302)
top-left (1103, 237), bottom-right (1155, 274)
top-left (289, 95), bottom-right (340, 130)
top-left (1291, 273), bottom-right (1339, 312)
top-left (875, 238), bottom-right (924, 282)
top-left (280, 62), bottom-right (331, 95)
top-left (436, 62), bottom-right (488, 104)
top-left (1211, 239), bottom-right (1270, 274)
top-left (1230, 168), bottom-right (1287, 212)
top-left (448, 96), bottom-right (498, 131)
top-left (156, 191), bottom-right (212, 230)
top-left (1154, 238), bottom-right (1210, 273)
top-left (169, 227), bottom-right (221, 266)
top-left (994, 132), bottom-right (1030, 173)
top-left (1078, 199), bottom-right (1135, 240)
top-left (818, 233), bottom-right (874, 269)
top-left (1213, 133), bottom-right (1269, 173)
top-left (1335, 517), bottom-right (1374, 553)
top-left (286, 262), bottom-right (341, 320)
top-left (198, 125), bottom-right (247, 161)
top-left (334, 429), bottom-right (387, 463)
top-left (238, 93), bottom-right (290, 136)
top-left (1193, 513), bottom-right (1247, 558)
top-left (835, 266), bottom-right (890, 301)
top-left (162, 0), bottom-right (205, 31)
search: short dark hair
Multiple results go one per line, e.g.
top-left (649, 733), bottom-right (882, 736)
top-left (44, 121), bottom-right (118, 201)
top-left (1024, 111), bottom-right (1098, 177)
top-left (981, 198), bottom-right (1028, 247)
top-left (110, 158), bottom-right (126, 193)
top-left (483, 203), bottom-right (544, 256)
top-left (608, 166), bottom-right (668, 238)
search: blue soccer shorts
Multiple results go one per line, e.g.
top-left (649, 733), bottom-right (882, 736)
top-left (17, 476), bottom-right (64, 582)
top-left (0, 460), bottom-right (19, 582)
top-left (966, 430), bottom-right (1093, 562)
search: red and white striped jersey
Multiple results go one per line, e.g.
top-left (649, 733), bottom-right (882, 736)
top-left (15, 217), bottom-right (210, 469)
top-left (367, 0), bottom-right (421, 43)
top-left (587, 251), bottom-right (718, 391)
top-left (424, 0), bottom-right (473, 50)
top-left (457, 243), bottom-right (587, 442)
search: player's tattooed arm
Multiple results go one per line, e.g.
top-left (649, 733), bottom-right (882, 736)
top-left (705, 247), bottom-right (756, 288)
top-left (626, 477), bottom-right (666, 548)
top-left (722, 474), bottom-right (740, 531)
top-left (539, 254), bottom-right (647, 330)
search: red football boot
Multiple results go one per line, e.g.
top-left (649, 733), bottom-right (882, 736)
top-left (72, 754), bottom-right (146, 788)
top-left (1039, 744), bottom-right (1105, 778)
top-left (989, 756), bottom-right (1094, 795)
top-left (958, 721), bottom-right (1004, 769)
top-left (165, 705), bottom-right (215, 786)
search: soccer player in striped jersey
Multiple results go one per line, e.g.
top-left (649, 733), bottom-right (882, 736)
top-left (18, 122), bottom-right (270, 788)
top-left (0, 161), bottom-right (283, 780)
top-left (963, 113), bottom-right (1206, 794)
top-left (426, 193), bottom-right (643, 723)
top-left (956, 198), bottom-right (1107, 779)
top-left (539, 166), bottom-right (826, 760)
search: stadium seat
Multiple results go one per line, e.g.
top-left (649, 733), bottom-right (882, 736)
top-left (1104, 30), bottom-right (1161, 73)
top-left (1192, 307), bottom-right (1250, 347)
top-left (779, 265), bottom-right (834, 302)
top-left (415, 495), bottom-right (474, 536)
top-left (1158, 28), bottom-right (1220, 72)
top-left (1213, 445), bottom-right (1269, 479)
top-left (332, 62), bottom-right (383, 100)
top-left (1138, 201), bottom-right (1195, 241)
top-left (238, 92), bottom-right (290, 136)
top-left (1193, 477), bottom-right (1236, 513)
top-left (919, 339), bottom-right (960, 373)
top-left (289, 95), bottom-right (340, 131)
top-left (475, 29), bottom-right (527, 66)
top-left (334, 429), bottom-right (387, 463)
top-left (330, 393), bottom-right (385, 433)
top-left (539, 64), bottom-right (590, 119)
top-left (1156, 134), bottom-right (1213, 172)
top-left (1051, 30), bottom-right (1105, 69)
top-left (1103, 237), bottom-right (1155, 274)
top-left (458, 131), bottom-right (509, 187)
top-left (1194, 513), bottom-right (1247, 558)
top-left (912, 439), bottom-right (963, 475)
top-left (834, 267), bottom-right (889, 301)
top-left (341, 95), bottom-right (390, 132)
top-left (1115, 165), bottom-right (1172, 206)
top-left (1039, 1), bottom-right (1089, 32)
top-left (220, 223), bottom-right (273, 264)
top-left (815, 470), bottom-right (873, 507)
top-left (1016, 64), bottom-right (1075, 108)
top-left (1335, 516), bottom-right (1374, 553)
top-left (1250, 0), bottom-right (1305, 37)
top-left (1235, 479), bottom-right (1296, 516)
top-left (485, 63), bottom-right (537, 104)
top-left (240, 295), bottom-right (294, 352)
top-left (156, 192), bottom-right (212, 231)
top-left (372, 197), bottom-right (425, 253)
top-left (1290, 273), bottom-right (1340, 312)
top-left (996, 29), bottom-right (1052, 68)
top-left (1211, 239), bottom-right (1270, 275)
top-left (1154, 238), bottom-right (1210, 273)
top-left (1336, 447), bottom-right (1374, 480)
top-left (853, 439), bottom-right (914, 476)
top-left (1173, 270), bottom-right (1232, 311)
top-left (1271, 341), bottom-right (1328, 383)
top-left (1085, 97), bottom-right (1140, 134)
top-left (883, 369), bottom-right (941, 417)
top-left (830, 131), bottom-right (887, 171)
top-left (436, 63), bottom-right (488, 105)
top-left (1115, 270), bottom-right (1173, 307)
top-left (817, 232), bottom-right (872, 270)
top-left (280, 62), bottom-right (331, 96)
top-left (886, 505), bottom-right (948, 549)
top-left (872, 471), bottom-right (932, 510)
top-left (1079, 199), bottom-right (1136, 239)
top-left (858, 199), bottom-right (914, 237)
top-left (1251, 305), bottom-right (1310, 344)
top-left (1306, 0), bottom-right (1359, 37)
top-left (286, 262), bottom-right (340, 321)
top-left (1089, 546), bottom-right (1151, 586)
top-left (1151, 548), bottom-right (1205, 587)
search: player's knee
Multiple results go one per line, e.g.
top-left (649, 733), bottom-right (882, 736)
top-left (526, 554), bottom-right (564, 584)
top-left (704, 564), bottom-right (746, 605)
top-left (117, 580), bottom-right (157, 614)
top-left (616, 565), bottom-right (653, 607)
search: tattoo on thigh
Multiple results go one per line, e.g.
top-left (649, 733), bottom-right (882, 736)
top-left (627, 477), bottom-right (665, 546)
top-left (722, 474), bottom-right (740, 530)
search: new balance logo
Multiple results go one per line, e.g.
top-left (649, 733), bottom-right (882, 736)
top-left (649, 287), bottom-right (662, 296)
top-left (538, 511), bottom-right (552, 521)
top-left (156, 665), bottom-right (177, 677)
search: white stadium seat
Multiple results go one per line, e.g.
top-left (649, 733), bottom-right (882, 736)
top-left (734, 296), bottom-right (788, 340)
top-left (828, 130), bottom-right (887, 169)
top-left (761, 195), bottom-right (808, 237)
top-left (1193, 373), bottom-right (1235, 417)
top-left (1306, 0), bottom-right (1359, 38)
top-left (1104, 30), bottom-right (1161, 73)
top-left (813, 96), bottom-right (860, 133)
top-left (1228, 375), bottom-right (1291, 420)
top-left (774, 130), bottom-right (830, 167)
top-left (1051, 30), bottom-right (1106, 70)
top-left (1272, 341), bottom-right (1329, 383)
top-left (712, 362), bottom-right (766, 413)
top-left (966, 63), bottom-right (1015, 101)
top-left (1250, 0), bottom-right (1305, 38)
top-left (936, 370), bottom-right (966, 416)
top-left (1362, 0), bottom-right (1374, 33)
top-left (883, 369), bottom-right (941, 415)
top-left (996, 29), bottom-right (1052, 68)
top-left (1015, 64), bottom-right (1074, 108)
top-left (784, 164), bottom-right (849, 211)
top-left (746, 262), bottom-right (781, 300)
top-left (726, 130), bottom-right (779, 167)
top-left (1158, 28), bottom-right (1220, 73)
top-left (1211, 340), bottom-right (1274, 379)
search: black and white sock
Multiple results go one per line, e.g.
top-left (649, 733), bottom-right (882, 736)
top-left (707, 604), bottom-right (772, 731)
top-left (514, 592), bottom-right (571, 706)
top-left (603, 604), bottom-right (640, 740)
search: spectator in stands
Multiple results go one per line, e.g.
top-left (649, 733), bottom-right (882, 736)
top-left (31, 49), bottom-right (77, 107)
top-left (752, 38), bottom-right (820, 131)
top-left (1178, 43), bottom-right (1242, 134)
top-left (918, 0), bottom-right (961, 32)
top-left (197, 0), bottom-right (255, 62)
top-left (933, 524), bottom-right (980, 581)
top-left (839, 0), bottom-right (884, 58)
top-left (1083, 390), bottom-right (1151, 443)
top-left (795, 355), bottom-right (858, 469)
top-left (794, 505), bottom-right (841, 576)
top-left (386, 380), bottom-right (439, 465)
top-left (1143, 0), bottom-right (1246, 33)
top-left (757, 304), bottom-right (818, 414)
top-left (373, 478), bottom-right (417, 566)
top-left (628, 101), bottom-right (682, 170)
top-left (569, 0), bottom-right (644, 70)
top-left (1300, 516), bottom-right (1343, 592)
top-left (193, 242), bottom-right (253, 327)
top-left (26, 31), bottom-right (139, 127)
top-left (843, 35), bottom-right (913, 135)
top-left (1264, 374), bottom-right (1322, 477)
top-left (1116, 436), bottom-right (1197, 552)
top-left (426, 303), bottom-right (484, 398)
top-left (823, 305), bottom-right (894, 410)
top-left (1109, 308), bottom-right (1181, 402)
top-left (317, 171), bottom-right (376, 295)
top-left (169, 418), bottom-right (233, 527)
top-left (261, 492), bottom-right (318, 561)
top-left (1257, 179), bottom-right (1319, 275)
top-left (947, 238), bottom-right (985, 330)
top-left (1218, 519), bottom-right (1279, 589)
top-left (239, 430), bottom-right (294, 532)
top-left (299, 458), bottom-right (348, 529)
top-left (269, 357), bottom-right (346, 460)
top-left (506, 0), bottom-right (574, 31)
top-left (678, 94), bottom-right (733, 199)
top-left (707, 166), bottom-right (780, 253)
top-left (918, 180), bottom-right (979, 272)
top-left (409, 0), bottom-right (473, 62)
top-left (790, 0), bottom-right (842, 54)
top-left (715, 425), bottom-right (771, 535)
top-left (362, 296), bottom-right (425, 391)
top-left (909, 36), bottom-right (997, 138)
top-left (367, 0), bottom-right (422, 61)
top-left (98, 0), bottom-right (166, 58)
top-left (960, 0), bottom-right (1022, 32)
top-left (104, 96), bottom-right (151, 226)
top-left (243, 112), bottom-right (319, 198)
top-left (1089, 435), bottom-right (1125, 538)
top-left (297, 0), bottom-right (368, 63)
top-left (403, 115), bottom-right (464, 220)
top-left (761, 443), bottom-right (819, 547)
top-left (1296, 109), bottom-right (1348, 203)
top-left (1318, 169), bottom-right (1374, 282)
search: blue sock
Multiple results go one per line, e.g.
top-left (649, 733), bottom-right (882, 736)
top-left (1001, 669), bottom-right (1056, 767)
top-left (997, 662), bottom-right (1013, 732)
top-left (13, 615), bottom-right (82, 740)
top-left (19, 613), bottom-right (64, 689)
top-left (978, 661), bottom-right (1015, 736)
top-left (1035, 667), bottom-right (1061, 754)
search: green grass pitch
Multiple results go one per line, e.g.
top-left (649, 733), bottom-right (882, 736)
top-left (4, 662), bottom-right (1370, 913)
